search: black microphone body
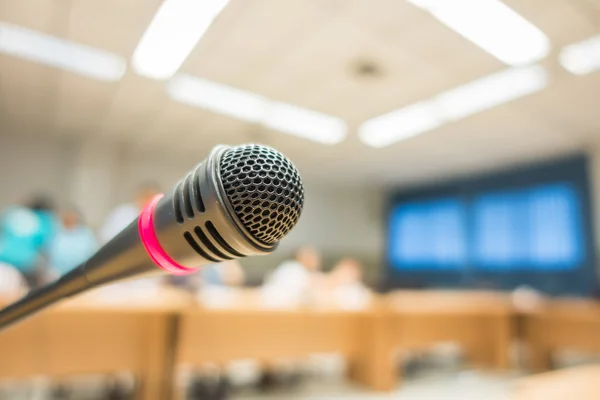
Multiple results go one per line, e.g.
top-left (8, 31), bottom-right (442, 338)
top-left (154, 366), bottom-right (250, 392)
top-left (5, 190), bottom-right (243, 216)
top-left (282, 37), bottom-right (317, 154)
top-left (0, 144), bottom-right (304, 331)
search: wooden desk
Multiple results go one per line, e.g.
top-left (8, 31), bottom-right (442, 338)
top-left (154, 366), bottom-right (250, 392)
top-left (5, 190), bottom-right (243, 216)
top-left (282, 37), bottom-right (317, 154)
top-left (177, 308), bottom-right (365, 363)
top-left (512, 365), bottom-right (600, 400)
top-left (0, 289), bottom-right (517, 397)
top-left (367, 291), bottom-right (513, 391)
top-left (0, 289), bottom-right (193, 400)
top-left (175, 291), bottom-right (513, 393)
top-left (175, 305), bottom-right (371, 397)
top-left (521, 299), bottom-right (600, 372)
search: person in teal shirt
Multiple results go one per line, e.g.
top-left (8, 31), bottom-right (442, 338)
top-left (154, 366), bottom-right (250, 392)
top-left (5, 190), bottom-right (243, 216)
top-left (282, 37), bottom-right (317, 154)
top-left (0, 206), bottom-right (42, 271)
top-left (48, 207), bottom-right (97, 277)
top-left (0, 195), bottom-right (57, 287)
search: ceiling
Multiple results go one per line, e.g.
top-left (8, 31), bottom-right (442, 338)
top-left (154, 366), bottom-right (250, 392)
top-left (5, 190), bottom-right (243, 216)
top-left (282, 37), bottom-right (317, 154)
top-left (1, 0), bottom-right (600, 186)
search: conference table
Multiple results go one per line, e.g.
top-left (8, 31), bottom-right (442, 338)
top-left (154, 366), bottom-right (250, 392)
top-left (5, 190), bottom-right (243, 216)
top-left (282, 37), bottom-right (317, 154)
top-left (0, 287), bottom-right (193, 400)
top-left (174, 290), bottom-right (513, 394)
top-left (360, 291), bottom-right (513, 389)
top-left (174, 304), bottom-right (372, 399)
top-left (0, 289), bottom-right (534, 399)
top-left (521, 298), bottom-right (600, 372)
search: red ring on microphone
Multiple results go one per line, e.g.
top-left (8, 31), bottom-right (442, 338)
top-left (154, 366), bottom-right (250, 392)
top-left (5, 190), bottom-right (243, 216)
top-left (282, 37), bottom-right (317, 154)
top-left (139, 194), bottom-right (197, 276)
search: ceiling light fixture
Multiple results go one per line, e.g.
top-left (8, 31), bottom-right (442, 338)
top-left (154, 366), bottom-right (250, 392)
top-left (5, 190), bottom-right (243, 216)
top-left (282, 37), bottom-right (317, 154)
top-left (132, 0), bottom-right (230, 80)
top-left (264, 102), bottom-right (347, 145)
top-left (359, 65), bottom-right (548, 148)
top-left (168, 74), bottom-right (347, 144)
top-left (0, 22), bottom-right (126, 81)
top-left (559, 34), bottom-right (600, 75)
top-left (435, 64), bottom-right (548, 120)
top-left (167, 74), bottom-right (269, 123)
top-left (407, 0), bottom-right (550, 66)
top-left (358, 102), bottom-right (442, 148)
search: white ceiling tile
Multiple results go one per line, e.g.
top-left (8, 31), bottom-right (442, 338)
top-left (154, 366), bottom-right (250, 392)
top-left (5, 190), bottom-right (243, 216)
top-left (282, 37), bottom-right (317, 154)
top-left (1, 0), bottom-right (599, 186)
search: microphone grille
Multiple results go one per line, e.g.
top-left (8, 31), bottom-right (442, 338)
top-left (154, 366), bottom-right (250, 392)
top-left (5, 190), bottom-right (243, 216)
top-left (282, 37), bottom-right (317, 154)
top-left (219, 145), bottom-right (304, 245)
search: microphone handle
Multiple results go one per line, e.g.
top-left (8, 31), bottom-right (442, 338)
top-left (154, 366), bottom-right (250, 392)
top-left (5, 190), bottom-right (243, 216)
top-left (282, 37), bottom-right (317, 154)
top-left (0, 266), bottom-right (89, 329)
top-left (0, 219), bottom-right (156, 332)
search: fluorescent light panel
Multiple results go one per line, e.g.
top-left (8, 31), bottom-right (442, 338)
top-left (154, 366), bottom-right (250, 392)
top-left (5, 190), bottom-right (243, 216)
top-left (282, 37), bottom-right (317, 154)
top-left (435, 65), bottom-right (548, 120)
top-left (359, 102), bottom-right (442, 148)
top-left (408, 0), bottom-right (550, 66)
top-left (168, 74), bottom-right (269, 122)
top-left (560, 34), bottom-right (600, 75)
top-left (264, 102), bottom-right (347, 145)
top-left (359, 65), bottom-right (548, 148)
top-left (0, 22), bottom-right (125, 81)
top-left (132, 0), bottom-right (230, 80)
top-left (167, 74), bottom-right (347, 144)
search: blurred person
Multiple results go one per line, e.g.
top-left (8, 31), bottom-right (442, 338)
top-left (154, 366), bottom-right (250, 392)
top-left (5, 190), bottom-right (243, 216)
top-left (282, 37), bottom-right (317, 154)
top-left (167, 260), bottom-right (245, 293)
top-left (261, 246), bottom-right (324, 308)
top-left (99, 182), bottom-right (160, 243)
top-left (26, 194), bottom-right (58, 249)
top-left (48, 206), bottom-right (97, 278)
top-left (327, 257), bottom-right (371, 310)
top-left (0, 194), bottom-right (57, 288)
top-left (197, 261), bottom-right (246, 309)
top-left (167, 270), bottom-right (204, 293)
top-left (202, 260), bottom-right (245, 287)
top-left (0, 262), bottom-right (27, 299)
top-left (511, 285), bottom-right (545, 313)
top-left (268, 246), bottom-right (322, 284)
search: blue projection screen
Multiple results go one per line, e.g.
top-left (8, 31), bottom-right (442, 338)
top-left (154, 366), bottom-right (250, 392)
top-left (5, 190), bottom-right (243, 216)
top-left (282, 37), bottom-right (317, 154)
top-left (472, 184), bottom-right (584, 271)
top-left (387, 183), bottom-right (585, 272)
top-left (385, 156), bottom-right (597, 296)
top-left (388, 199), bottom-right (467, 270)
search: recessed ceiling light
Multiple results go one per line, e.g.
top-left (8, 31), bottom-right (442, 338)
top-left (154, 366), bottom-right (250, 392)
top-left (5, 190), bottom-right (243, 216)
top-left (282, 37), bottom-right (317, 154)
top-left (132, 0), bottom-right (230, 80)
top-left (408, 0), bottom-right (550, 66)
top-left (0, 22), bottom-right (126, 81)
top-left (559, 34), bottom-right (600, 75)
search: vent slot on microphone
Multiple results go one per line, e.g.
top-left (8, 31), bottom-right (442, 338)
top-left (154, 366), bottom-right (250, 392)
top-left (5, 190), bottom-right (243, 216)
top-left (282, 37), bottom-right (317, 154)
top-left (183, 175), bottom-right (195, 219)
top-left (174, 182), bottom-right (184, 224)
top-left (194, 226), bottom-right (233, 260)
top-left (183, 232), bottom-right (219, 262)
top-left (205, 221), bottom-right (245, 258)
top-left (193, 167), bottom-right (206, 213)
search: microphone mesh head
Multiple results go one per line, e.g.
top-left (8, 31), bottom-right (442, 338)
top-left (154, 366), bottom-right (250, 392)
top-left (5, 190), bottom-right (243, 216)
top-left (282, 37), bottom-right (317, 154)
top-left (219, 145), bottom-right (304, 245)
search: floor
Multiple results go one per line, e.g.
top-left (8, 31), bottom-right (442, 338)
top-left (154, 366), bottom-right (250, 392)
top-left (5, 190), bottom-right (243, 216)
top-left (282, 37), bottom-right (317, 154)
top-left (231, 371), bottom-right (517, 400)
top-left (3, 349), bottom-right (598, 399)
top-left (0, 370), bottom-right (518, 400)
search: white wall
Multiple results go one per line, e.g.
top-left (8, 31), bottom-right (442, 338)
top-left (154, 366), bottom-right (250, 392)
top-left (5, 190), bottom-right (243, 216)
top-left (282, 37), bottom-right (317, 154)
top-left (281, 183), bottom-right (383, 254)
top-left (111, 148), bottom-right (194, 206)
top-left (0, 135), bottom-right (135, 227)
top-left (0, 134), bottom-right (73, 208)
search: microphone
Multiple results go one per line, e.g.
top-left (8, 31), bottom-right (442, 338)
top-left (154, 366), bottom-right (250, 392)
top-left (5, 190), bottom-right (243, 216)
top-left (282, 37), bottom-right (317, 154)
top-left (0, 144), bottom-right (304, 331)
